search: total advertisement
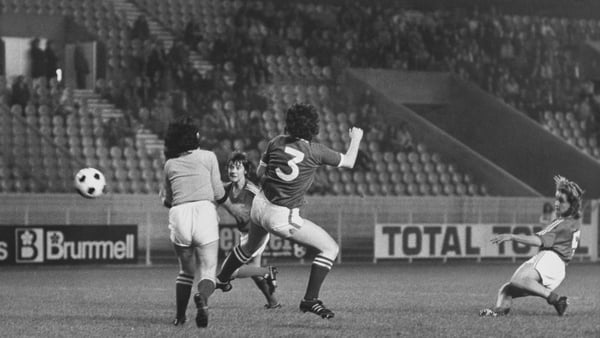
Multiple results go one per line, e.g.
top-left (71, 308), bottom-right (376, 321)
top-left (0, 225), bottom-right (138, 265)
top-left (374, 222), bottom-right (597, 261)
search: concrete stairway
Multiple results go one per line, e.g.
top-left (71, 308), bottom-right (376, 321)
top-left (73, 89), bottom-right (163, 155)
top-left (110, 0), bottom-right (213, 75)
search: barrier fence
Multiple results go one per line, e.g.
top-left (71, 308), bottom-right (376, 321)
top-left (0, 194), bottom-right (598, 265)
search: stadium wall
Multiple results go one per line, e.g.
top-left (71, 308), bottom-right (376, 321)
top-left (0, 194), bottom-right (597, 263)
top-left (0, 14), bottom-right (65, 44)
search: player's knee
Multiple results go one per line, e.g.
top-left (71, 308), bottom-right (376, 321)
top-left (320, 241), bottom-right (339, 261)
top-left (509, 273), bottom-right (530, 288)
top-left (499, 282), bottom-right (511, 294)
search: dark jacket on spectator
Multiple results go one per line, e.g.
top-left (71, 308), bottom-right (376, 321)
top-left (30, 38), bottom-right (45, 79)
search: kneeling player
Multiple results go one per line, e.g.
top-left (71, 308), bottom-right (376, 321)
top-left (480, 175), bottom-right (584, 317)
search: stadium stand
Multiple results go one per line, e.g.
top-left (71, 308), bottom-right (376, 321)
top-left (2, 0), bottom-right (600, 197)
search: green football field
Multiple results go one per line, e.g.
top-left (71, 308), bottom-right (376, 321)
top-left (1, 262), bottom-right (598, 337)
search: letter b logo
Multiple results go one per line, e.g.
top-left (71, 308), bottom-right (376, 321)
top-left (15, 228), bottom-right (44, 263)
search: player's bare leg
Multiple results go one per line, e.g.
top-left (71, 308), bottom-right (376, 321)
top-left (217, 223), bottom-right (270, 289)
top-left (492, 282), bottom-right (514, 315)
top-left (510, 263), bottom-right (568, 315)
top-left (193, 241), bottom-right (218, 327)
top-left (288, 219), bottom-right (338, 319)
top-left (172, 245), bottom-right (195, 325)
top-left (492, 282), bottom-right (531, 315)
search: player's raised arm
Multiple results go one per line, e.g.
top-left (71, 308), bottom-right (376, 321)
top-left (339, 127), bottom-right (364, 169)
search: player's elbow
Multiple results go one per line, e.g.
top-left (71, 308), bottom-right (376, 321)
top-left (339, 161), bottom-right (355, 169)
top-left (338, 154), bottom-right (356, 169)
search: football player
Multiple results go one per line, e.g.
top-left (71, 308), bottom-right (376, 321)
top-left (162, 117), bottom-right (243, 328)
top-left (217, 103), bottom-right (363, 319)
top-left (480, 175), bottom-right (584, 317)
top-left (216, 152), bottom-right (280, 309)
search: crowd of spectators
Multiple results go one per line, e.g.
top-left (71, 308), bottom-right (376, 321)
top-left (124, 0), bottom-right (600, 162)
top-left (3, 1), bottom-right (600, 194)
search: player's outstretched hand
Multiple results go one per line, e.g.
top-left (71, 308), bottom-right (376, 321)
top-left (349, 127), bottom-right (364, 140)
top-left (490, 234), bottom-right (513, 245)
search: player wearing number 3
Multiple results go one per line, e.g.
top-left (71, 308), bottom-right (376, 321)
top-left (217, 103), bottom-right (364, 319)
top-left (480, 175), bottom-right (584, 317)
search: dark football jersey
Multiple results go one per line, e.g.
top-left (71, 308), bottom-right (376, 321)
top-left (536, 217), bottom-right (581, 262)
top-left (261, 135), bottom-right (341, 208)
top-left (223, 181), bottom-right (258, 232)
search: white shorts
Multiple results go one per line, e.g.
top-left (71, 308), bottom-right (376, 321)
top-left (520, 250), bottom-right (566, 291)
top-left (169, 200), bottom-right (219, 247)
top-left (250, 191), bottom-right (304, 239)
top-left (240, 232), bottom-right (270, 258)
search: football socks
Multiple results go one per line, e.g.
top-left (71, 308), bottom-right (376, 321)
top-left (304, 255), bottom-right (333, 300)
top-left (217, 245), bottom-right (251, 281)
top-left (175, 273), bottom-right (194, 320)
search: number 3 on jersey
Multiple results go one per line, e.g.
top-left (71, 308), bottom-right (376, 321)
top-left (276, 147), bottom-right (304, 181)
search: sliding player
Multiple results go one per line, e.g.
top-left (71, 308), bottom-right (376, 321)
top-left (217, 103), bottom-right (363, 319)
top-left (480, 175), bottom-right (584, 317)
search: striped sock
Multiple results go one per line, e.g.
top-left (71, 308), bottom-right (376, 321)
top-left (304, 255), bottom-right (334, 300)
top-left (175, 273), bottom-right (194, 318)
top-left (217, 245), bottom-right (252, 282)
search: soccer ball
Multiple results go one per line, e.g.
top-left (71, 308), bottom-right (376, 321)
top-left (74, 167), bottom-right (106, 198)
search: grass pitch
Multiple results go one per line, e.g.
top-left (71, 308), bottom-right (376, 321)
top-left (1, 262), bottom-right (598, 337)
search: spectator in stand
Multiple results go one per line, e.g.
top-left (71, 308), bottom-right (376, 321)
top-left (539, 201), bottom-right (556, 225)
top-left (74, 41), bottom-right (90, 89)
top-left (131, 14), bottom-right (150, 41)
top-left (0, 76), bottom-right (9, 105)
top-left (44, 40), bottom-right (59, 81)
top-left (388, 121), bottom-right (415, 153)
top-left (183, 18), bottom-right (203, 50)
top-left (10, 75), bottom-right (30, 109)
top-left (168, 40), bottom-right (189, 71)
top-left (54, 87), bottom-right (76, 118)
top-left (146, 39), bottom-right (167, 88)
top-left (104, 117), bottom-right (126, 148)
top-left (29, 38), bottom-right (45, 80)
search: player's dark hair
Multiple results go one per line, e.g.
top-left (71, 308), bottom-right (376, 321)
top-left (285, 103), bottom-right (319, 141)
top-left (227, 151), bottom-right (258, 183)
top-left (164, 116), bottom-right (199, 160)
top-left (228, 151), bottom-right (250, 173)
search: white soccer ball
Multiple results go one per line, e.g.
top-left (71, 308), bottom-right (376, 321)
top-left (74, 167), bottom-right (106, 198)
